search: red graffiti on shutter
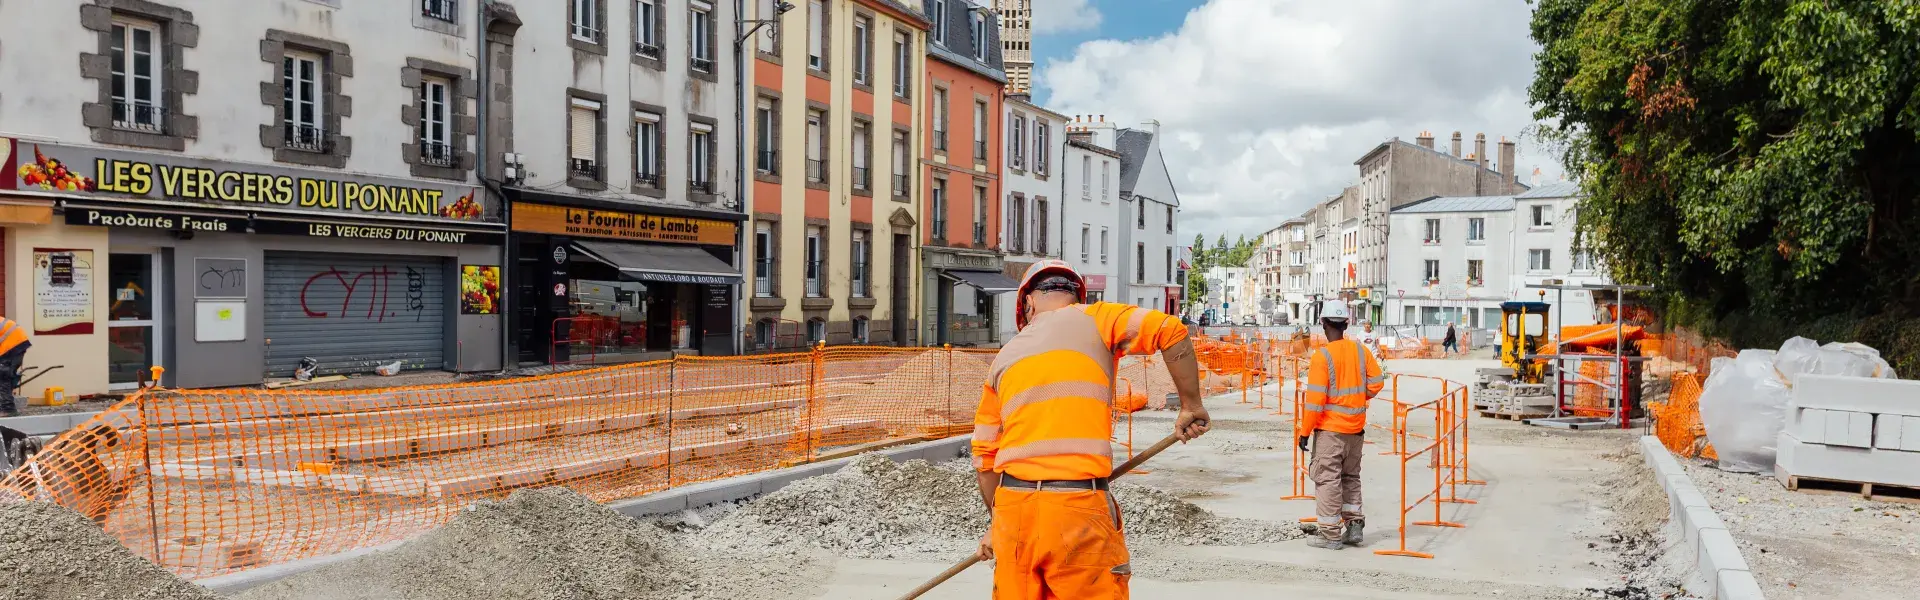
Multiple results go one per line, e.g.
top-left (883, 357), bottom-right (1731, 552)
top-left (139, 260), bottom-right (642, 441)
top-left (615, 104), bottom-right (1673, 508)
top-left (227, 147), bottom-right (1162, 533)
top-left (300, 266), bottom-right (396, 321)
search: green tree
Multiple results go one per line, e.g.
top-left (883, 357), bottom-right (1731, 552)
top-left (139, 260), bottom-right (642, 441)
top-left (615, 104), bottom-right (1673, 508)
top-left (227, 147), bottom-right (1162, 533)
top-left (1529, 0), bottom-right (1920, 325)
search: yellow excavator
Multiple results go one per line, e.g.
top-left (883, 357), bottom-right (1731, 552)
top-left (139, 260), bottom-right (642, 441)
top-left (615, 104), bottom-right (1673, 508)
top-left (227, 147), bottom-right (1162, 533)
top-left (1473, 301), bottom-right (1558, 414)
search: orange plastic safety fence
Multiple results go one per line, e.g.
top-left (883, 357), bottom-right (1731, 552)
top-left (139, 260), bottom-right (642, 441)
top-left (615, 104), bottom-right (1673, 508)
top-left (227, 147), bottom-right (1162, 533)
top-left (1648, 372), bottom-right (1716, 459)
top-left (0, 345), bottom-right (1000, 579)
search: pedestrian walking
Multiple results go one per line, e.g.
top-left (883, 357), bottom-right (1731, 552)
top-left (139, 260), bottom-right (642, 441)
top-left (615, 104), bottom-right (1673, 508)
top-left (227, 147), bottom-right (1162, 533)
top-left (1442, 323), bottom-right (1459, 355)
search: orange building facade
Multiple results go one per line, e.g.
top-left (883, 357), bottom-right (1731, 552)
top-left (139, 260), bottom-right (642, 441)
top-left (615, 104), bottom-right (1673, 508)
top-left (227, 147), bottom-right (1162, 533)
top-left (919, 0), bottom-right (1009, 346)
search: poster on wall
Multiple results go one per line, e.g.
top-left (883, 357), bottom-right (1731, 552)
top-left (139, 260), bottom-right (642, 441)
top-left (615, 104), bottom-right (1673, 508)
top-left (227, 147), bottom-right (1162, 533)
top-left (460, 265), bottom-right (501, 315)
top-left (33, 249), bottom-right (94, 335)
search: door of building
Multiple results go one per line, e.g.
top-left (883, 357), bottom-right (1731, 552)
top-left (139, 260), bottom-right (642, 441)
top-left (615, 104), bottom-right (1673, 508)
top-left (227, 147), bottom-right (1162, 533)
top-left (891, 234), bottom-right (909, 345)
top-left (263, 252), bottom-right (448, 377)
top-left (106, 252), bottom-right (163, 390)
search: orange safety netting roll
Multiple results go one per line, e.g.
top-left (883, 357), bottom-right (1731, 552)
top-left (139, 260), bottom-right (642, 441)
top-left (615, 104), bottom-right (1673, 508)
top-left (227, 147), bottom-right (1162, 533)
top-left (1649, 372), bottom-right (1716, 459)
top-left (0, 345), bottom-right (998, 579)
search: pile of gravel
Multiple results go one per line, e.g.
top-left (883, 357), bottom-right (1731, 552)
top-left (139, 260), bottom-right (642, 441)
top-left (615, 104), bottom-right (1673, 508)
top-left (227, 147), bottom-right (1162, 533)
top-left (689, 455), bottom-right (1301, 559)
top-left (0, 501), bottom-right (217, 600)
top-left (239, 488), bottom-right (820, 600)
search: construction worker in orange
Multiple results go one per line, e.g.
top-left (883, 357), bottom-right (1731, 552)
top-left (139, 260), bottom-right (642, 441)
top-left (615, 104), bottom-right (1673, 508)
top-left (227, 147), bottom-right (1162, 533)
top-left (971, 259), bottom-right (1210, 599)
top-left (0, 315), bottom-right (31, 417)
top-left (1297, 299), bottom-right (1385, 550)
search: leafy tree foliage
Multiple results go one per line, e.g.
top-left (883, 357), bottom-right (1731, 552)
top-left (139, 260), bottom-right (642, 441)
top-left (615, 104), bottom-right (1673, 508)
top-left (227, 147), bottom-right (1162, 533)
top-left (1529, 0), bottom-right (1920, 323)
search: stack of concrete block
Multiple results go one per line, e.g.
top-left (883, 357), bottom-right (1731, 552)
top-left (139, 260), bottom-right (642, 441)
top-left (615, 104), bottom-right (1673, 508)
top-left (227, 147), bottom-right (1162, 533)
top-left (1774, 374), bottom-right (1920, 490)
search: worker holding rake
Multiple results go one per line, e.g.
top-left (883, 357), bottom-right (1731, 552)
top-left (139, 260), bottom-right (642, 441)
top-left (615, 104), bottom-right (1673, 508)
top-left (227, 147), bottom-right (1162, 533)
top-left (970, 259), bottom-right (1211, 599)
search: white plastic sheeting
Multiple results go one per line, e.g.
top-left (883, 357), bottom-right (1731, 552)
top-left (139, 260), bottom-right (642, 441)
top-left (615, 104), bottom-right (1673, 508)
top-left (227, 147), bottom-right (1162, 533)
top-left (1700, 337), bottom-right (1899, 473)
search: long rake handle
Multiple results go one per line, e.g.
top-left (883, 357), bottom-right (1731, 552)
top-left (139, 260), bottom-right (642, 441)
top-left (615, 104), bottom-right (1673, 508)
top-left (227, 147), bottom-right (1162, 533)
top-left (893, 430), bottom-right (1192, 600)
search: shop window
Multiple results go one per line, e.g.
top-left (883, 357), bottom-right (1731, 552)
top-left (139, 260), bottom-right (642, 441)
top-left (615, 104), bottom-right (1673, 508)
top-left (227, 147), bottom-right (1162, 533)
top-left (808, 318), bottom-right (827, 343)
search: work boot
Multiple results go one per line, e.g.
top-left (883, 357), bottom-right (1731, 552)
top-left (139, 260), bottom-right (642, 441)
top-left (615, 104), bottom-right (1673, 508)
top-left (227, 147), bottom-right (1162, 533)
top-left (1342, 519), bottom-right (1365, 546)
top-left (1306, 537), bottom-right (1344, 551)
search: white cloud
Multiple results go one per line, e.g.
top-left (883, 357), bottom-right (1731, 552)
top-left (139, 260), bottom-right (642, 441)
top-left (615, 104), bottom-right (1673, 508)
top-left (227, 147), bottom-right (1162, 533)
top-left (1031, 0), bottom-right (1103, 34)
top-left (1039, 0), bottom-right (1561, 243)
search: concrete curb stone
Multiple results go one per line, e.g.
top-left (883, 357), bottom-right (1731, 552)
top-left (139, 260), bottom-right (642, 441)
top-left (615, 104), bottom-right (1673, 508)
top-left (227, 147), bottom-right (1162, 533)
top-left (1637, 435), bottom-right (1766, 600)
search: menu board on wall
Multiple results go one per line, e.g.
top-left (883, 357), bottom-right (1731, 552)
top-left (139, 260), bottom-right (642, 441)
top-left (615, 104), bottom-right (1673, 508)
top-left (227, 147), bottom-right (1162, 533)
top-left (33, 249), bottom-right (94, 335)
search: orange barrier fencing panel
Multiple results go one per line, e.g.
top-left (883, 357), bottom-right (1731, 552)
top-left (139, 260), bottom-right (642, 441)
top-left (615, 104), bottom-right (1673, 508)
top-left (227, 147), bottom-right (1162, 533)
top-left (0, 345), bottom-right (1008, 579)
top-left (1649, 372), bottom-right (1716, 459)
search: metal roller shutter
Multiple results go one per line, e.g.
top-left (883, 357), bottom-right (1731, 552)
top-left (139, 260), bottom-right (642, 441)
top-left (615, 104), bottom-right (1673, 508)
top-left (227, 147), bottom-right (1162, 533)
top-left (264, 252), bottom-right (448, 377)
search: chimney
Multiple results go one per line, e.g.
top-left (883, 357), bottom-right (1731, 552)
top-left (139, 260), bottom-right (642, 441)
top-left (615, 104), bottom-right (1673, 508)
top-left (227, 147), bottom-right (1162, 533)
top-left (1450, 131), bottom-right (1462, 157)
top-left (1498, 136), bottom-right (1516, 185)
top-left (1415, 130), bottom-right (1434, 149)
top-left (1531, 166), bottom-right (1543, 186)
top-left (1141, 119), bottom-right (1161, 138)
top-left (1474, 133), bottom-right (1487, 170)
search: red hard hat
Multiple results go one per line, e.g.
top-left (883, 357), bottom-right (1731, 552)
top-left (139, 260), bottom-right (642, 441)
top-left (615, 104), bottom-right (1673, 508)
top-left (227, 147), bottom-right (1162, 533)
top-left (1015, 259), bottom-right (1086, 330)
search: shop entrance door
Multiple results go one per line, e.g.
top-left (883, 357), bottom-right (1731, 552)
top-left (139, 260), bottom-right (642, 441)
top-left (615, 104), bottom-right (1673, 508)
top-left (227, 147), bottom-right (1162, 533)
top-left (107, 253), bottom-right (163, 390)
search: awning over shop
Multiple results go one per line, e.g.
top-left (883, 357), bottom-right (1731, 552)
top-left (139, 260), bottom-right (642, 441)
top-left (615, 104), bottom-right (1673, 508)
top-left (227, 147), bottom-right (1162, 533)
top-left (573, 240), bottom-right (742, 285)
top-left (941, 269), bottom-right (1021, 294)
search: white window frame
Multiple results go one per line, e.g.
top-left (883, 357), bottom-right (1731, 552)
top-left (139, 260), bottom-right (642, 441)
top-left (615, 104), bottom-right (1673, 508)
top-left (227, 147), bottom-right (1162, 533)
top-left (283, 51), bottom-right (325, 146)
top-left (1079, 226), bottom-right (1090, 261)
top-left (1101, 161), bottom-right (1111, 201)
top-left (111, 19), bottom-right (164, 130)
top-left (1081, 156), bottom-right (1091, 198)
top-left (753, 99), bottom-right (776, 174)
top-left (1572, 249), bottom-right (1595, 272)
top-left (634, 110), bottom-right (661, 184)
top-left (572, 0), bottom-right (600, 42)
top-left (636, 0), bottom-right (660, 54)
top-left (1531, 204), bottom-right (1554, 228)
top-left (690, 3), bottom-right (714, 70)
top-left (853, 317), bottom-right (869, 343)
top-left (1467, 259), bottom-right (1484, 284)
top-left (853, 15), bottom-right (871, 84)
top-left (690, 122), bottom-right (713, 189)
top-left (755, 0), bottom-right (777, 53)
top-left (931, 178), bottom-right (948, 238)
top-left (1424, 260), bottom-right (1440, 282)
top-left (1468, 217), bottom-right (1485, 241)
top-left (973, 101), bottom-right (987, 149)
top-left (851, 230), bottom-right (870, 298)
top-left (892, 130), bottom-right (909, 194)
top-left (971, 11), bottom-right (987, 60)
top-left (805, 109), bottom-right (825, 183)
top-left (805, 226), bottom-right (824, 297)
top-left (808, 318), bottom-right (826, 343)
top-left (1529, 249), bottom-right (1552, 271)
top-left (1424, 219), bottom-right (1440, 244)
top-left (807, 0), bottom-right (825, 69)
top-left (1100, 227), bottom-right (1109, 263)
top-left (1009, 115), bottom-right (1025, 169)
top-left (1034, 122), bottom-right (1048, 174)
top-left (419, 77), bottom-right (452, 164)
top-left (852, 120), bottom-right (870, 191)
top-left (754, 222), bottom-right (775, 297)
top-left (932, 0), bottom-right (947, 46)
top-left (893, 31), bottom-right (912, 96)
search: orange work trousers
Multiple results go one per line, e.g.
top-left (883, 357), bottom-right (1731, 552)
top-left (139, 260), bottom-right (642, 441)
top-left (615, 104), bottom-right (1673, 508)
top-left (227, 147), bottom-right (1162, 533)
top-left (989, 486), bottom-right (1131, 600)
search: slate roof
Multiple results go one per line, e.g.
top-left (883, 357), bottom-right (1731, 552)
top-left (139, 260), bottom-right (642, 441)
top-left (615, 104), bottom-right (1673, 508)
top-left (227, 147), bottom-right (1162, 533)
top-left (1115, 128), bottom-right (1153, 195)
top-left (1515, 181), bottom-right (1580, 199)
top-left (1391, 195), bottom-right (1516, 214)
top-left (923, 0), bottom-right (1006, 82)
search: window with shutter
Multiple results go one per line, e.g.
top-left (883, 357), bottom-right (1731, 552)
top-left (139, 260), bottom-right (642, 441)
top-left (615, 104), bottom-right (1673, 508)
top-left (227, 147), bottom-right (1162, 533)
top-left (569, 99), bottom-right (600, 179)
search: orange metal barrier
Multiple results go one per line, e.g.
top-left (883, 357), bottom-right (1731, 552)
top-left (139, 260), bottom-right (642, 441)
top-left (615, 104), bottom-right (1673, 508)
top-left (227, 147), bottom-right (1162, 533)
top-left (0, 344), bottom-right (998, 578)
top-left (1374, 373), bottom-right (1476, 558)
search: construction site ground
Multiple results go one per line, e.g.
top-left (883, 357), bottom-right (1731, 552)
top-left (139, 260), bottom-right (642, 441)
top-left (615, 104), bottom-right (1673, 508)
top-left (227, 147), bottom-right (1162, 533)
top-left (820, 358), bottom-right (1641, 599)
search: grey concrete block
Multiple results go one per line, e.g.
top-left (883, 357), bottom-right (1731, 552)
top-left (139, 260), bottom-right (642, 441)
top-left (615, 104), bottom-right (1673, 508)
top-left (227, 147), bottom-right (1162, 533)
top-left (0, 415), bottom-right (77, 436)
top-left (196, 539), bottom-right (406, 594)
top-left (1716, 570), bottom-right (1765, 600)
top-left (683, 478), bottom-right (759, 508)
top-left (1695, 528), bottom-right (1750, 597)
top-left (606, 494), bottom-right (687, 517)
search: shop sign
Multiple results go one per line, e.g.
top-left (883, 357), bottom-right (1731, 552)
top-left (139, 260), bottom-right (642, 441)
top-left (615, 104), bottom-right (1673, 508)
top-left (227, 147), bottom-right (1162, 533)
top-left (0, 138), bottom-right (16, 190)
top-left (924, 249), bottom-right (1003, 272)
top-left (511, 202), bottom-right (736, 245)
top-left (13, 141), bottom-right (486, 223)
top-left (66, 205), bottom-right (502, 245)
top-left (32, 249), bottom-right (94, 335)
top-left (627, 272), bottom-right (736, 286)
top-left (1083, 274), bottom-right (1107, 291)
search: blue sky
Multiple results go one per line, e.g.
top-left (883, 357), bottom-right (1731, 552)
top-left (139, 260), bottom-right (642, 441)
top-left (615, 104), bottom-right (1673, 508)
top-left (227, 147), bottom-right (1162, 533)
top-left (1030, 0), bottom-right (1201, 106)
top-left (1022, 0), bottom-right (1557, 242)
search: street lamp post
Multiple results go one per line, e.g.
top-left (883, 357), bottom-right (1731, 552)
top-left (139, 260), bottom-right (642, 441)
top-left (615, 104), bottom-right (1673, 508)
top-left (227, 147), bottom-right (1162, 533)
top-left (732, 1), bottom-right (794, 354)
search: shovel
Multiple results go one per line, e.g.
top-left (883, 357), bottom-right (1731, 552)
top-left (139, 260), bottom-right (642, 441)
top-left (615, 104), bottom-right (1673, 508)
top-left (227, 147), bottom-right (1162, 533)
top-left (893, 428), bottom-right (1197, 600)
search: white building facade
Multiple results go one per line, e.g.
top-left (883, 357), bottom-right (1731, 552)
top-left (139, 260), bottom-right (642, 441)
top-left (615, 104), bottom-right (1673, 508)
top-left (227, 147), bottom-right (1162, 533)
top-left (1059, 118), bottom-right (1124, 303)
top-left (1383, 183), bottom-right (1605, 329)
top-left (1510, 182), bottom-right (1604, 325)
top-left (994, 95), bottom-right (1065, 341)
top-left (1115, 123), bottom-right (1182, 314)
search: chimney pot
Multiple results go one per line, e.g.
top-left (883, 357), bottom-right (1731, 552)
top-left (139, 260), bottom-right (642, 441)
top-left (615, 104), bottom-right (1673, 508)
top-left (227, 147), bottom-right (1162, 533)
top-left (1450, 131), bottom-right (1463, 158)
top-left (1474, 134), bottom-right (1488, 170)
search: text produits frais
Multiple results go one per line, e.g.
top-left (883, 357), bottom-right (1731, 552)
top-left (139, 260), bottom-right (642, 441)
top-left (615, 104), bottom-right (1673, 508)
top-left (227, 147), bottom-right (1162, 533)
top-left (92, 159), bottom-right (449, 216)
top-left (566, 210), bottom-right (702, 235)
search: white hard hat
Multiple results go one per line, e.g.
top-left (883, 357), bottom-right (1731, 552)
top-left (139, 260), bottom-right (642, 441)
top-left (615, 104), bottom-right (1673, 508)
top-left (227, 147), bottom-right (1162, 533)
top-left (1319, 300), bottom-right (1351, 322)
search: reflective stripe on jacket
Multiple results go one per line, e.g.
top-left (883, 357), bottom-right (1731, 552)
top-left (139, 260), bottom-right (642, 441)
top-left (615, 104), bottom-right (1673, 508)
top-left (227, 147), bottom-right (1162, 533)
top-left (1296, 338), bottom-right (1385, 436)
top-left (973, 302), bottom-right (1190, 481)
top-left (0, 318), bottom-right (28, 356)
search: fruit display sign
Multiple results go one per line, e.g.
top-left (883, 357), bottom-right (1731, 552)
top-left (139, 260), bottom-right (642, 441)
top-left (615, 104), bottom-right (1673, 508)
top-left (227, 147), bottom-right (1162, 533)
top-left (460, 265), bottom-right (502, 315)
top-left (11, 141), bottom-right (486, 223)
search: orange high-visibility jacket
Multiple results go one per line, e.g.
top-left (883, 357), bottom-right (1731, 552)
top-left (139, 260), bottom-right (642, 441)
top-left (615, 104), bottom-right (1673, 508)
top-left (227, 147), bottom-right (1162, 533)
top-left (0, 317), bottom-right (28, 355)
top-left (973, 302), bottom-right (1189, 481)
top-left (1296, 338), bottom-right (1385, 436)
